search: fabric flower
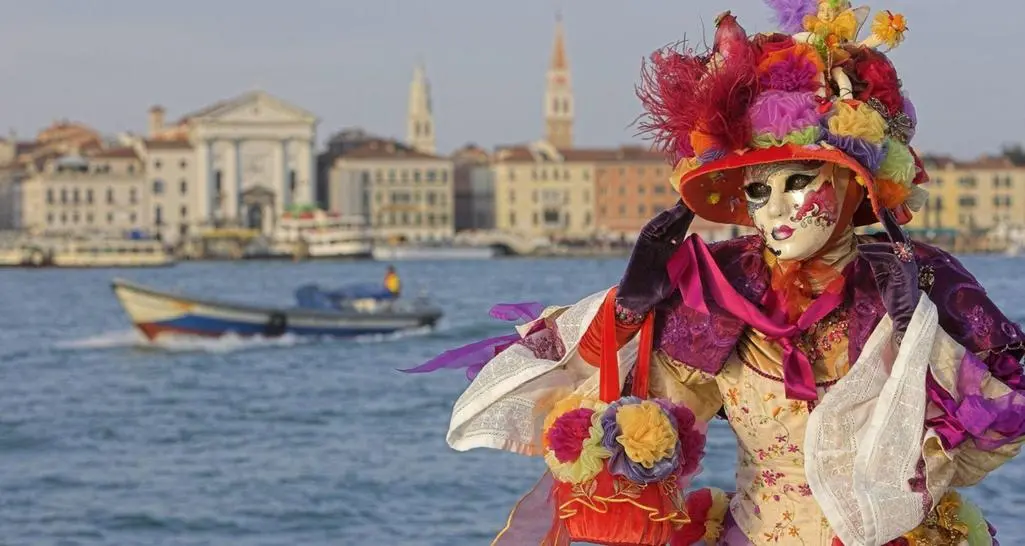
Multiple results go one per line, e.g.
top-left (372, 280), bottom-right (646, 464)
top-left (542, 395), bottom-right (608, 449)
top-left (823, 130), bottom-right (886, 172)
top-left (752, 32), bottom-right (797, 59)
top-left (749, 91), bottom-right (822, 141)
top-left (753, 125), bottom-right (821, 149)
top-left (826, 101), bottom-right (888, 144)
top-left (545, 411), bottom-right (610, 484)
top-left (763, 0), bottom-right (818, 34)
top-left (657, 401), bottom-right (706, 480)
top-left (848, 49), bottom-right (904, 116)
top-left (547, 408), bottom-right (596, 463)
top-left (877, 139), bottom-right (916, 185)
top-left (870, 10), bottom-right (908, 49)
top-left (902, 95), bottom-right (917, 142)
top-left (600, 397), bottom-right (680, 484)
top-left (757, 43), bottom-right (825, 93)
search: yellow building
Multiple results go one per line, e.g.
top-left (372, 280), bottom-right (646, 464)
top-left (916, 155), bottom-right (1025, 233)
top-left (491, 140), bottom-right (606, 239)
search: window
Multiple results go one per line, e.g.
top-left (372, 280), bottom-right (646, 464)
top-left (584, 212), bottom-right (591, 226)
top-left (127, 164), bottom-right (135, 174)
top-left (638, 186), bottom-right (645, 195)
top-left (155, 206), bottom-right (163, 225)
top-left (73, 188), bottom-right (80, 203)
top-left (154, 160), bottom-right (162, 170)
top-left (153, 179), bottom-right (164, 194)
top-left (180, 160), bottom-right (188, 169)
top-left (426, 170), bottom-right (436, 182)
top-left (638, 204), bottom-right (647, 215)
top-left (46, 189), bottom-right (54, 204)
top-left (414, 170), bottom-right (421, 183)
top-left (130, 188), bottom-right (138, 204)
top-left (86, 189), bottom-right (93, 204)
top-left (958, 196), bottom-right (976, 207)
top-left (107, 212), bottom-right (114, 224)
top-left (289, 170), bottom-right (297, 193)
top-left (60, 213), bottom-right (67, 224)
top-left (214, 171), bottom-right (222, 194)
top-left (129, 213), bottom-right (137, 223)
top-left (47, 213), bottom-right (53, 225)
top-left (553, 169), bottom-right (560, 181)
top-left (958, 176), bottom-right (976, 188)
top-left (507, 169), bottom-right (516, 182)
top-left (72, 212), bottom-right (79, 224)
top-left (181, 205), bottom-right (188, 218)
top-left (388, 170), bottom-right (396, 182)
top-left (508, 190), bottom-right (515, 203)
top-left (654, 185), bottom-right (667, 194)
top-left (180, 180), bottom-right (187, 195)
top-left (509, 211), bottom-right (516, 226)
top-left (61, 188), bottom-right (67, 204)
top-left (107, 188), bottom-right (115, 204)
top-left (401, 170), bottom-right (409, 183)
top-left (543, 209), bottom-right (560, 224)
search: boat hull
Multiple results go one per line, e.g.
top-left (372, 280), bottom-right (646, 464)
top-left (111, 279), bottom-right (441, 340)
top-left (371, 246), bottom-right (496, 261)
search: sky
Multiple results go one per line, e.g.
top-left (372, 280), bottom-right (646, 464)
top-left (1, 0), bottom-right (1023, 159)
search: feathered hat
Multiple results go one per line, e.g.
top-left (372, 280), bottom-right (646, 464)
top-left (638, 0), bottom-right (926, 227)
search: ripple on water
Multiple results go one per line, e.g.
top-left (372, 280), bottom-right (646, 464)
top-left (1, 258), bottom-right (1024, 545)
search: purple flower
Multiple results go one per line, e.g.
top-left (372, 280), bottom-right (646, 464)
top-left (749, 91), bottom-right (821, 140)
top-left (764, 0), bottom-right (818, 34)
top-left (759, 52), bottom-right (822, 93)
top-left (823, 130), bottom-right (887, 173)
top-left (903, 95), bottom-right (918, 142)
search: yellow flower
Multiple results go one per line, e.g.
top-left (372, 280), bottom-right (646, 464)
top-left (707, 192), bottom-right (721, 205)
top-left (703, 488), bottom-right (730, 543)
top-left (871, 10), bottom-right (907, 49)
top-left (827, 101), bottom-right (888, 144)
top-left (671, 156), bottom-right (701, 193)
top-left (615, 401), bottom-right (678, 469)
top-left (545, 412), bottom-right (610, 484)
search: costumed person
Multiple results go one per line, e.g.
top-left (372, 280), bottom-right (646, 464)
top-left (405, 2), bottom-right (1025, 544)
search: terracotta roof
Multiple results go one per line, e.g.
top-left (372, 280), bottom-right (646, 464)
top-left (341, 139), bottom-right (441, 161)
top-left (957, 155), bottom-right (1017, 170)
top-left (495, 144), bottom-right (664, 164)
top-left (145, 139), bottom-right (193, 150)
top-left (89, 147), bottom-right (139, 160)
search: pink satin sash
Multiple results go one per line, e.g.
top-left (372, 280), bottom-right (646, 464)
top-left (667, 235), bottom-right (845, 401)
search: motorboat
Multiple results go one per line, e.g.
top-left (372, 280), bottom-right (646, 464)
top-left (111, 278), bottom-right (441, 340)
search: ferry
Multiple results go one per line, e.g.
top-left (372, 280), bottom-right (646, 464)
top-left (272, 208), bottom-right (373, 259)
top-left (0, 235), bottom-right (174, 268)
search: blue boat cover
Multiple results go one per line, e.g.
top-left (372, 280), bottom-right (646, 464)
top-left (294, 283), bottom-right (395, 310)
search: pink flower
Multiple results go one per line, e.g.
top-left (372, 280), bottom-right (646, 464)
top-left (749, 91), bottom-right (821, 141)
top-left (546, 408), bottom-right (596, 463)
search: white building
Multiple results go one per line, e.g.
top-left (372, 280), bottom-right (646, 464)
top-left (144, 90), bottom-right (319, 240)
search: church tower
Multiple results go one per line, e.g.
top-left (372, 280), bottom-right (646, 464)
top-left (407, 62), bottom-right (436, 155)
top-left (544, 14), bottom-right (574, 149)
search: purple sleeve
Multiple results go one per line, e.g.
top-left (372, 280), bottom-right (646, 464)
top-left (914, 242), bottom-right (1025, 451)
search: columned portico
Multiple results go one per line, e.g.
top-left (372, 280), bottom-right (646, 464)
top-left (186, 90), bottom-right (319, 234)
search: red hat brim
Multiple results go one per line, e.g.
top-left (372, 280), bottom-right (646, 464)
top-left (675, 144), bottom-right (918, 227)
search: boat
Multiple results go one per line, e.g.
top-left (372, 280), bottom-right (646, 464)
top-left (371, 244), bottom-right (496, 261)
top-left (272, 208), bottom-right (373, 259)
top-left (111, 278), bottom-right (442, 340)
top-left (0, 235), bottom-right (174, 268)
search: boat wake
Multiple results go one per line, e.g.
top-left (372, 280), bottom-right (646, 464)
top-left (57, 324), bottom-right (443, 354)
top-left (57, 329), bottom-right (309, 354)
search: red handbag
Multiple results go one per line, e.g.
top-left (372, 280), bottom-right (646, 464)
top-left (548, 299), bottom-right (691, 546)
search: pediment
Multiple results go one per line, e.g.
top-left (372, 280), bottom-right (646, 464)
top-left (191, 91), bottom-right (316, 126)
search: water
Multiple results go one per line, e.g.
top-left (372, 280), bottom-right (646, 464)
top-left (0, 257), bottom-right (1024, 545)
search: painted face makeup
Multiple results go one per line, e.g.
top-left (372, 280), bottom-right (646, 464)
top-left (743, 161), bottom-right (850, 261)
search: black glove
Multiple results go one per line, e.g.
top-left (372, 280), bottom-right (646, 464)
top-left (615, 200), bottom-right (695, 323)
top-left (858, 209), bottom-right (920, 345)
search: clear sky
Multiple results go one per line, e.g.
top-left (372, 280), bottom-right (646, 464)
top-left (2, 0), bottom-right (1022, 159)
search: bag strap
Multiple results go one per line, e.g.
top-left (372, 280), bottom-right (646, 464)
top-left (599, 291), bottom-right (656, 403)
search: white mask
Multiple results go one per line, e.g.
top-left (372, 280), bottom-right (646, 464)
top-left (742, 161), bottom-right (851, 262)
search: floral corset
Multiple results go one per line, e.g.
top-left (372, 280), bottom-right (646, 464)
top-left (717, 319), bottom-right (848, 546)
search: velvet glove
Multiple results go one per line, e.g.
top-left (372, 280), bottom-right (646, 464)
top-left (858, 208), bottom-right (920, 345)
top-left (614, 200), bottom-right (695, 323)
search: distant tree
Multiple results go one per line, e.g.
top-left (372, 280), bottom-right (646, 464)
top-left (1001, 143), bottom-right (1025, 166)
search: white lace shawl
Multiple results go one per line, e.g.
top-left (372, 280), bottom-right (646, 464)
top-left (447, 288), bottom-right (639, 456)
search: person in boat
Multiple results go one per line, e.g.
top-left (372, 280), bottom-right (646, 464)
top-left (383, 265), bottom-right (401, 298)
top-left (407, 3), bottom-right (1025, 545)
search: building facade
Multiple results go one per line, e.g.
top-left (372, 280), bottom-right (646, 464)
top-left (20, 146), bottom-right (150, 236)
top-left (452, 144), bottom-right (493, 231)
top-left (326, 139), bottom-right (455, 241)
top-left (491, 140), bottom-right (598, 239)
top-left (145, 90), bottom-right (319, 237)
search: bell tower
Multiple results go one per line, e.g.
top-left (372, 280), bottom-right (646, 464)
top-left (544, 13), bottom-right (574, 149)
top-left (407, 61), bottom-right (436, 155)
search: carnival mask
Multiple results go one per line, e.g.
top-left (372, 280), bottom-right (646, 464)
top-left (743, 161), bottom-right (851, 261)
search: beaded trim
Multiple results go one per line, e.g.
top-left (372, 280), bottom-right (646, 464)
top-left (613, 302), bottom-right (646, 325)
top-left (894, 242), bottom-right (914, 263)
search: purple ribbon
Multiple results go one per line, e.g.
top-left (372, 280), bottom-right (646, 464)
top-left (401, 302), bottom-right (545, 381)
top-left (667, 236), bottom-right (844, 401)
